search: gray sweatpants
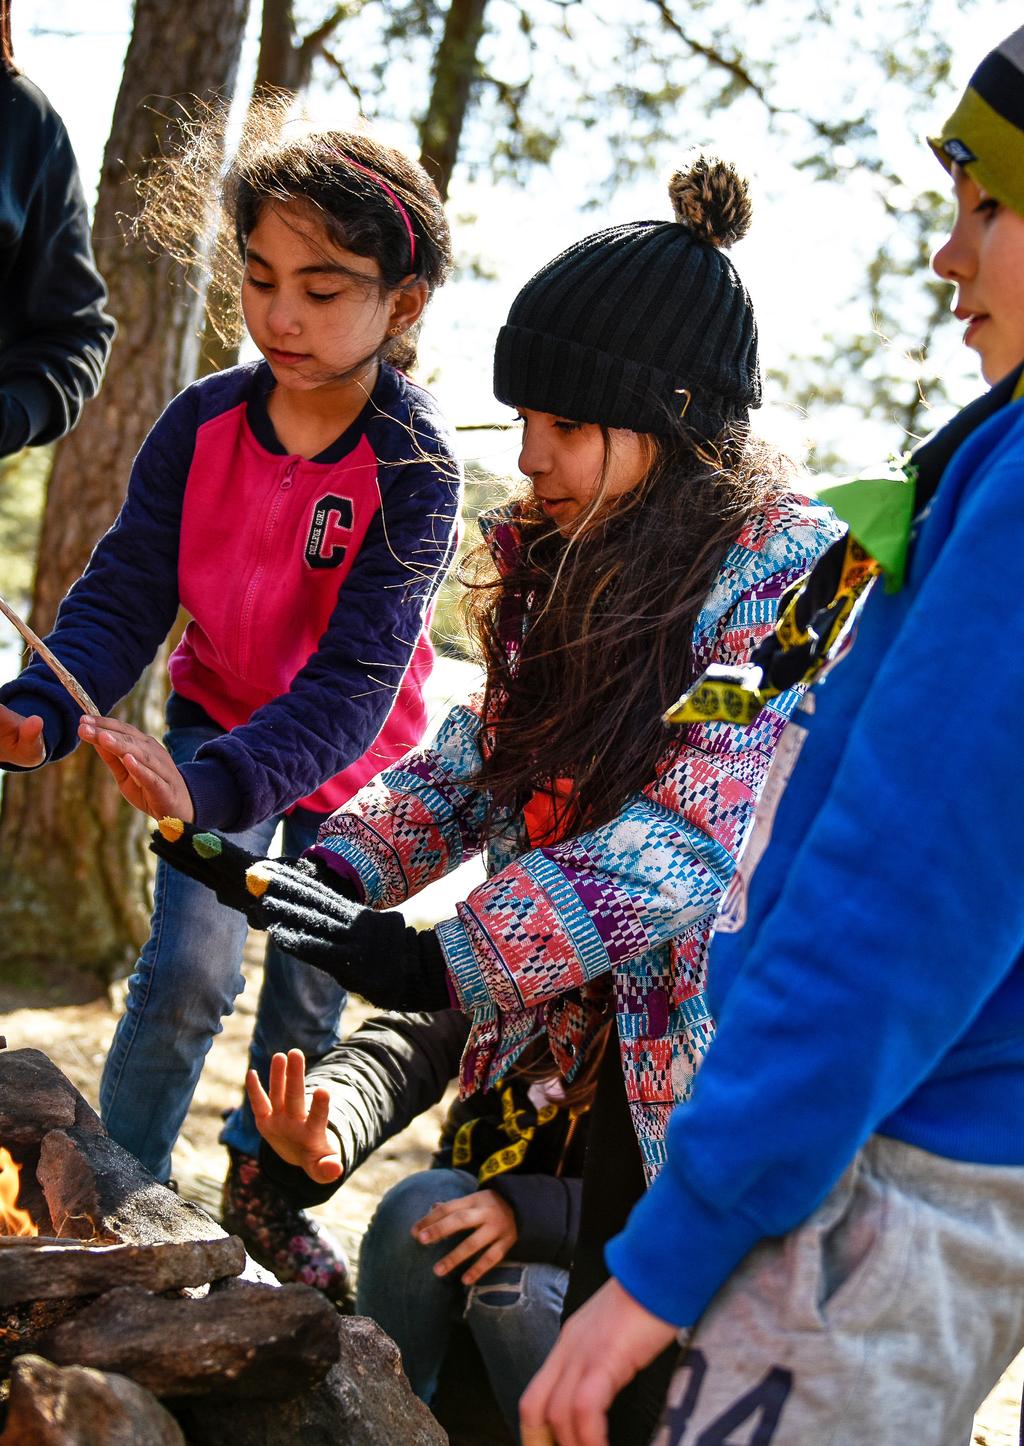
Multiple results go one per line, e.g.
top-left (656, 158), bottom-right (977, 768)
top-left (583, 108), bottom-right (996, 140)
top-left (652, 1135), bottom-right (1024, 1446)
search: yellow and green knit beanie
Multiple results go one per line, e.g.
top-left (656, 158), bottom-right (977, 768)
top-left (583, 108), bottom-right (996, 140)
top-left (929, 26), bottom-right (1024, 216)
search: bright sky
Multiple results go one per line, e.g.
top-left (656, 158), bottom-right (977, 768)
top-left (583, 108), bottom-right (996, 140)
top-left (11, 0), bottom-right (1022, 478)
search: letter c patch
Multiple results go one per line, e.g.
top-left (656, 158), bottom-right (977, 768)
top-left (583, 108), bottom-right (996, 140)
top-left (306, 493), bottom-right (354, 570)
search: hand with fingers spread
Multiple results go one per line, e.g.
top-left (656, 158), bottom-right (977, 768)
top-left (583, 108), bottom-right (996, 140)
top-left (0, 702), bottom-right (45, 766)
top-left (149, 817), bottom-right (451, 1011)
top-left (79, 714), bottom-right (194, 821)
top-left (518, 1277), bottom-right (678, 1446)
top-left (247, 1049), bottom-right (345, 1186)
top-left (412, 1189), bottom-right (519, 1286)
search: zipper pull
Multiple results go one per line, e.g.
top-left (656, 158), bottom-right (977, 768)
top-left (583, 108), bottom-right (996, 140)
top-left (281, 460), bottom-right (298, 490)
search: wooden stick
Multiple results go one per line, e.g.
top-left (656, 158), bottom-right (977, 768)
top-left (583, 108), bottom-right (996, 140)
top-left (0, 1236), bottom-right (92, 1249)
top-left (0, 592), bottom-right (97, 715)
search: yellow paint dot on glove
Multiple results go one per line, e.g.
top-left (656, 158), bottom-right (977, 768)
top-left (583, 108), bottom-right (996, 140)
top-left (245, 863), bottom-right (274, 898)
top-left (158, 817), bottom-right (185, 843)
top-left (192, 832), bottom-right (223, 860)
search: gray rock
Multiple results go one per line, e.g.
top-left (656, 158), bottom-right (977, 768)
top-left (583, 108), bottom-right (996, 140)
top-left (38, 1281), bottom-right (340, 1401)
top-left (172, 1314), bottom-right (447, 1445)
top-left (0, 1353), bottom-right (184, 1445)
top-left (37, 1128), bottom-right (225, 1246)
top-left (0, 1050), bottom-right (103, 1147)
top-left (0, 1235), bottom-right (245, 1308)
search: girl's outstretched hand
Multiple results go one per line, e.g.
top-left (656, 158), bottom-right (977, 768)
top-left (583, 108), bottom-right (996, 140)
top-left (0, 703), bottom-right (45, 766)
top-left (79, 714), bottom-right (194, 821)
top-left (412, 1189), bottom-right (519, 1285)
top-left (247, 1049), bottom-right (344, 1186)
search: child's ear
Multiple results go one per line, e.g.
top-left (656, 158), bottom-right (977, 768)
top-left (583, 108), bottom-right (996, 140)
top-left (388, 278), bottom-right (429, 334)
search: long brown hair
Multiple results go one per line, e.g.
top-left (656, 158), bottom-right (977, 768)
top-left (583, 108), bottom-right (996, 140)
top-left (463, 421), bottom-right (789, 836)
top-left (1, 0), bottom-right (15, 72)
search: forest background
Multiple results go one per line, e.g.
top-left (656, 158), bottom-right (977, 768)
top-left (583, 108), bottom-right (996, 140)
top-left (1, 6), bottom-right (1023, 1438)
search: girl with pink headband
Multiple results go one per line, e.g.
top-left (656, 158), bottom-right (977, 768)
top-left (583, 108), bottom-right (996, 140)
top-left (0, 117), bottom-right (460, 1300)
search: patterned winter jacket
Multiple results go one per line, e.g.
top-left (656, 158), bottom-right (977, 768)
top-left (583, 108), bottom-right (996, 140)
top-left (310, 495), bottom-right (842, 1180)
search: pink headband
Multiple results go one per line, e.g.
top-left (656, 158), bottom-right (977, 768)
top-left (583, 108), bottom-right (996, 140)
top-left (344, 157), bottom-right (417, 270)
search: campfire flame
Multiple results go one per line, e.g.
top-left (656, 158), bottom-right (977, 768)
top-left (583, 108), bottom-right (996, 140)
top-left (0, 1146), bottom-right (38, 1236)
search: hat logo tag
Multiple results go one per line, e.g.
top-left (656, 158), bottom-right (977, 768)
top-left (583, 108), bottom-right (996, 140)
top-left (943, 138), bottom-right (977, 165)
top-left (675, 387), bottom-right (693, 419)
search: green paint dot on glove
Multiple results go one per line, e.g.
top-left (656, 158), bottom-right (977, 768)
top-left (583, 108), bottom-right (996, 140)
top-left (192, 832), bottom-right (224, 860)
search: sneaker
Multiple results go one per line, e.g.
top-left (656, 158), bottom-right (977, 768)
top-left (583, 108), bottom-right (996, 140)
top-left (222, 1148), bottom-right (354, 1310)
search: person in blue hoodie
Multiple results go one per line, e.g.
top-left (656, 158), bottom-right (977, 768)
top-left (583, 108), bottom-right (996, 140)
top-left (519, 26), bottom-right (1024, 1446)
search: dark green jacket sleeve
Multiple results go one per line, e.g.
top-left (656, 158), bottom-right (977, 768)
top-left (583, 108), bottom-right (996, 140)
top-left (259, 1009), bottom-right (469, 1207)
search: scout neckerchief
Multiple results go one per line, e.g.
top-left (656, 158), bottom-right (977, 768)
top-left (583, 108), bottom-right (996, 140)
top-left (665, 363), bottom-right (1024, 726)
top-left (452, 1080), bottom-right (567, 1184)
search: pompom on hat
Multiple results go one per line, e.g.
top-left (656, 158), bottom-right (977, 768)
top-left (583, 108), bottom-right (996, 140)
top-left (493, 155), bottom-right (761, 440)
top-left (929, 26), bottom-right (1024, 218)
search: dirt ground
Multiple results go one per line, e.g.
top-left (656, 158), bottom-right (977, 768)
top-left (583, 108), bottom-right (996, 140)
top-left (2, 953), bottom-right (1022, 1444)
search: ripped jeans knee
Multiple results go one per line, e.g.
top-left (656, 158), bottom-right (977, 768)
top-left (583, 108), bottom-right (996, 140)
top-left (464, 1260), bottom-right (568, 1433)
top-left (466, 1262), bottom-right (530, 1311)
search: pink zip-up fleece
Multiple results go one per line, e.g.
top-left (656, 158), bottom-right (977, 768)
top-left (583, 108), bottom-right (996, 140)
top-left (0, 360), bottom-right (462, 832)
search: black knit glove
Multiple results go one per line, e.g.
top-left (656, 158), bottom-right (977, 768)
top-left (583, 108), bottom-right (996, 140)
top-left (149, 818), bottom-right (295, 919)
top-left (150, 818), bottom-right (450, 1012)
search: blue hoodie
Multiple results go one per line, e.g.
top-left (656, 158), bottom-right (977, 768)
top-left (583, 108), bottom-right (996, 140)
top-left (607, 397), bottom-right (1024, 1329)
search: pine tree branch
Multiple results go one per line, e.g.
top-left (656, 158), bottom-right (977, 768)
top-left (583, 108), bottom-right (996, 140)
top-left (319, 46), bottom-right (365, 105)
top-left (297, 2), bottom-right (365, 62)
top-left (646, 0), bottom-right (849, 147)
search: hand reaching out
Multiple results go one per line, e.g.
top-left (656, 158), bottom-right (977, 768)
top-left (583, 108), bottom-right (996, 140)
top-left (79, 715), bottom-right (194, 821)
top-left (412, 1188), bottom-right (519, 1286)
top-left (150, 819), bottom-right (451, 1011)
top-left (0, 703), bottom-right (45, 766)
top-left (519, 1277), bottom-right (679, 1446)
top-left (247, 1048), bottom-right (345, 1186)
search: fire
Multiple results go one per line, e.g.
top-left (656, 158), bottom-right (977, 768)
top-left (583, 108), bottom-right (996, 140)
top-left (0, 1146), bottom-right (38, 1236)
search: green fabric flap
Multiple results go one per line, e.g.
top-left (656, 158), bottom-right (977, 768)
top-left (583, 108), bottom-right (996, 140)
top-left (816, 463), bottom-right (916, 594)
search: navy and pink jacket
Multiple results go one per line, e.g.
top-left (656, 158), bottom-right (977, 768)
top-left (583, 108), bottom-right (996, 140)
top-left (0, 360), bottom-right (461, 831)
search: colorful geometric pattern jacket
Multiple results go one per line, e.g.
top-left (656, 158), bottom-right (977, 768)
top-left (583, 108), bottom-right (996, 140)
top-left (310, 494), bottom-right (842, 1180)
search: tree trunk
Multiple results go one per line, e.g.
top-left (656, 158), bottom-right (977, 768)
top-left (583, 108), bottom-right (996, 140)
top-left (0, 0), bottom-right (250, 988)
top-left (255, 0), bottom-right (305, 93)
top-left (418, 0), bottom-right (489, 201)
top-left (199, 0), bottom-right (299, 378)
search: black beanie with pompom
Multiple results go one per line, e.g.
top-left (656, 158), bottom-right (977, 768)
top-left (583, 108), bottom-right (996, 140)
top-left (493, 156), bottom-right (761, 440)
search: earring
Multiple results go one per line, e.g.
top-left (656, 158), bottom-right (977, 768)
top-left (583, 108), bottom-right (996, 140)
top-left (388, 326), bottom-right (402, 336)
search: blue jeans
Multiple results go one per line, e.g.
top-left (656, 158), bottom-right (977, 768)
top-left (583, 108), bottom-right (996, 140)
top-left (357, 1167), bottom-right (568, 1439)
top-left (99, 725), bottom-right (347, 1183)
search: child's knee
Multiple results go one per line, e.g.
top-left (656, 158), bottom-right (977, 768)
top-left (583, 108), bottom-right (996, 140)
top-left (362, 1168), bottom-right (469, 1254)
top-left (465, 1262), bottom-right (528, 1312)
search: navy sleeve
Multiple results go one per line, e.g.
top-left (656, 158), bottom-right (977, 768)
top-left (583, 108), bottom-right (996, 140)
top-left (180, 414), bottom-right (462, 831)
top-left (0, 387), bottom-right (199, 763)
top-left (0, 76), bottom-right (115, 452)
top-left (487, 1174), bottom-right (582, 1268)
